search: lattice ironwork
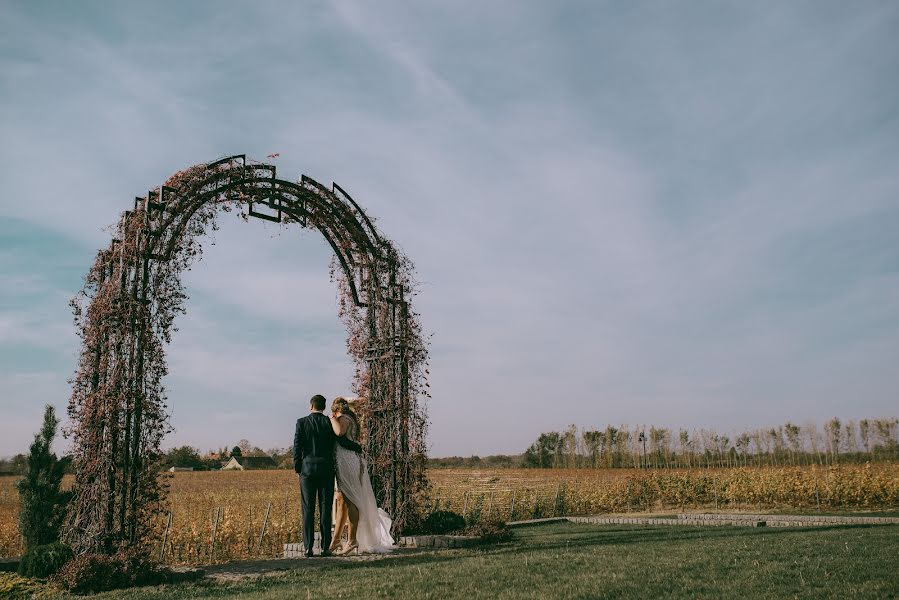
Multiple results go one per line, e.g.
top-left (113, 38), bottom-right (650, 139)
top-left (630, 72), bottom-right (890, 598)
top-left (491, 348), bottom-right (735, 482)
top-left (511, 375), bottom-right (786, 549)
top-left (64, 156), bottom-right (429, 554)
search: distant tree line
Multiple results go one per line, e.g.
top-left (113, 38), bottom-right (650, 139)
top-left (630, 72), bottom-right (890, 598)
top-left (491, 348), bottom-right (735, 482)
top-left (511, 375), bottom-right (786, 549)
top-left (6, 420), bottom-right (896, 474)
top-left (522, 418), bottom-right (899, 469)
top-left (0, 454), bottom-right (72, 476)
top-left (0, 438), bottom-right (295, 475)
top-left (157, 439), bottom-right (294, 470)
top-left (425, 418), bottom-right (899, 470)
top-left (427, 454), bottom-right (523, 469)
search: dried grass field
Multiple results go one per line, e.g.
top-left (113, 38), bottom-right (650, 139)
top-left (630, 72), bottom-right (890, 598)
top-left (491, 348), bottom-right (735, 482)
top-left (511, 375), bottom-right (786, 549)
top-left (2, 463), bottom-right (897, 564)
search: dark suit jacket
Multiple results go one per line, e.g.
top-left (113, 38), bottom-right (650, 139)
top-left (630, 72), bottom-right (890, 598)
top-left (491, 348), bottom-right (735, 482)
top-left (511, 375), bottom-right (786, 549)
top-left (292, 412), bottom-right (364, 477)
top-left (293, 412), bottom-right (336, 477)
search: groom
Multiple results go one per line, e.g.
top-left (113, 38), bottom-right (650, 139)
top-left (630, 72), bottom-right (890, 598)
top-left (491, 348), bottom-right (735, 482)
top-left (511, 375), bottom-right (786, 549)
top-left (293, 394), bottom-right (362, 557)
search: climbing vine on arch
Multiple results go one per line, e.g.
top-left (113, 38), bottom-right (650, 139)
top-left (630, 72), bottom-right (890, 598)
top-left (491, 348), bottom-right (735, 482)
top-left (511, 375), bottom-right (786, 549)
top-left (64, 156), bottom-right (429, 554)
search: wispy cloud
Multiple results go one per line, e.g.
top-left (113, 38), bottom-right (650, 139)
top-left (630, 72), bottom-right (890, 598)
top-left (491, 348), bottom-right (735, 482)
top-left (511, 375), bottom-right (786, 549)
top-left (1, 1), bottom-right (897, 456)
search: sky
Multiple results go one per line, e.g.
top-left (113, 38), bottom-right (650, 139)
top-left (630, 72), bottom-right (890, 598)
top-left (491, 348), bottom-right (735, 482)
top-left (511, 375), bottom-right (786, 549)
top-left (1, 1), bottom-right (897, 458)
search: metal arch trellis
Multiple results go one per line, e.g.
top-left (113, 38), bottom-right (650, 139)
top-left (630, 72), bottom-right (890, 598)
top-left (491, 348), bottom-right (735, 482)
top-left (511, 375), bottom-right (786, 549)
top-left (64, 155), bottom-right (429, 555)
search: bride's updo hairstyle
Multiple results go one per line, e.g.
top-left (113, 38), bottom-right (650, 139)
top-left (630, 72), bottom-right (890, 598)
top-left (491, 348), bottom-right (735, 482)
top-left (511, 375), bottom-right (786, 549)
top-left (332, 397), bottom-right (358, 424)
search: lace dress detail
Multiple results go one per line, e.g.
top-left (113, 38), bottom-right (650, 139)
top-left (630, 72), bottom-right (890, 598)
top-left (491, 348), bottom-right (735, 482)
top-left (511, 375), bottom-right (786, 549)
top-left (334, 416), bottom-right (395, 552)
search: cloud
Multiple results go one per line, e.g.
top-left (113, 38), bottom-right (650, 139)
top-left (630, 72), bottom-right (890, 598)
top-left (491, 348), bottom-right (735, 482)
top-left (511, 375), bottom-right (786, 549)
top-left (1, 1), bottom-right (897, 456)
top-left (0, 371), bottom-right (72, 456)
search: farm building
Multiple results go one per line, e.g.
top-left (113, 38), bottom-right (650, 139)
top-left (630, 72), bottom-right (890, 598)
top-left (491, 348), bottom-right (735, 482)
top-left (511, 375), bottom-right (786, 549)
top-left (221, 455), bottom-right (277, 470)
top-left (167, 466), bottom-right (194, 473)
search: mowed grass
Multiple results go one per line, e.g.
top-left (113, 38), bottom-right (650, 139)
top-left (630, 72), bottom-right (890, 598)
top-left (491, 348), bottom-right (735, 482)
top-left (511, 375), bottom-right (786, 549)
top-left (80, 522), bottom-right (898, 600)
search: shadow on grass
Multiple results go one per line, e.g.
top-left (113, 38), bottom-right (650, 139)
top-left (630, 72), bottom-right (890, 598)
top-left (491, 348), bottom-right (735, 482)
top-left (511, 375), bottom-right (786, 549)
top-left (503, 522), bottom-right (889, 554)
top-left (209, 522), bottom-right (891, 578)
top-left (114, 521), bottom-right (899, 600)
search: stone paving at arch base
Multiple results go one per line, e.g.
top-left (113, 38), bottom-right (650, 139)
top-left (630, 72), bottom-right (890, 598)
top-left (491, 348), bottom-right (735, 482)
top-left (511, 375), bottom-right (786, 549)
top-left (282, 532), bottom-right (478, 558)
top-left (512, 512), bottom-right (899, 529)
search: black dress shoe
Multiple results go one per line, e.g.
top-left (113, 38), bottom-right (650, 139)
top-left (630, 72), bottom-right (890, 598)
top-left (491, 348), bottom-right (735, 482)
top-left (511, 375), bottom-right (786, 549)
top-left (305, 552), bottom-right (314, 558)
top-left (320, 551), bottom-right (334, 557)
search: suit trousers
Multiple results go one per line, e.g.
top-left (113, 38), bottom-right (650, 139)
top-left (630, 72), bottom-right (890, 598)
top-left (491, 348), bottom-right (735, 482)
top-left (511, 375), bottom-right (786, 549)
top-left (299, 471), bottom-right (335, 555)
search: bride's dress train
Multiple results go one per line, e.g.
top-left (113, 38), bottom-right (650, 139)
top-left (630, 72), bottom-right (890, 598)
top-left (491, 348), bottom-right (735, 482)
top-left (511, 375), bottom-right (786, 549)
top-left (335, 424), bottom-right (395, 553)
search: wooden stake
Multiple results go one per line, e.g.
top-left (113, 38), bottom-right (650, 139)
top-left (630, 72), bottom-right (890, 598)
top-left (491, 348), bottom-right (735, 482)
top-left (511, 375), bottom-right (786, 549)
top-left (159, 511), bottom-right (172, 562)
top-left (715, 478), bottom-right (719, 513)
top-left (554, 483), bottom-right (561, 516)
top-left (258, 502), bottom-right (272, 553)
top-left (211, 507), bottom-right (221, 560)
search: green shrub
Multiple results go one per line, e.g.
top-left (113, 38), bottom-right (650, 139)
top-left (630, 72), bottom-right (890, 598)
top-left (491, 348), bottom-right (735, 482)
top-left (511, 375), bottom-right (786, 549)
top-left (465, 495), bottom-right (484, 526)
top-left (52, 554), bottom-right (124, 594)
top-left (420, 510), bottom-right (466, 534)
top-left (17, 543), bottom-right (73, 579)
top-left (401, 510), bottom-right (425, 535)
top-left (464, 521), bottom-right (514, 545)
top-left (0, 572), bottom-right (53, 599)
top-left (117, 550), bottom-right (167, 588)
top-left (16, 406), bottom-right (71, 549)
top-left (52, 550), bottom-right (166, 594)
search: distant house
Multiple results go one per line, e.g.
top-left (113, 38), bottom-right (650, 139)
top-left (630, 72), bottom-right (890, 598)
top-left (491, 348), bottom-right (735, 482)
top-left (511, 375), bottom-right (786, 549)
top-left (221, 455), bottom-right (277, 471)
top-left (167, 466), bottom-right (195, 473)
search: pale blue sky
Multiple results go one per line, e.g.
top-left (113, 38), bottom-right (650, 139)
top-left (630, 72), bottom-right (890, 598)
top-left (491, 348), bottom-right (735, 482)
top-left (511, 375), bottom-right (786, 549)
top-left (1, 1), bottom-right (897, 457)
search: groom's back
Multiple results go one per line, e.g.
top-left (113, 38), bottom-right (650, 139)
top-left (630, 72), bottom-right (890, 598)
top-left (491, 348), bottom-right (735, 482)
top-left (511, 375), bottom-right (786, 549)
top-left (295, 412), bottom-right (335, 477)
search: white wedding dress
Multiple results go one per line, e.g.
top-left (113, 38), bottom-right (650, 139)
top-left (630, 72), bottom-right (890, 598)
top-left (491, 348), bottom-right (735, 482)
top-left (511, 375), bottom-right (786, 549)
top-left (335, 416), bottom-right (396, 553)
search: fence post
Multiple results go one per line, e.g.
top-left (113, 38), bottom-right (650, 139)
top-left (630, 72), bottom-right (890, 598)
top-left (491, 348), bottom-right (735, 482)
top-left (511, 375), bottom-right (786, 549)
top-left (257, 502), bottom-right (272, 553)
top-left (554, 483), bottom-right (561, 517)
top-left (283, 488), bottom-right (290, 545)
top-left (509, 490), bottom-right (516, 521)
top-left (210, 507), bottom-right (221, 561)
top-left (462, 491), bottom-right (469, 521)
top-left (159, 511), bottom-right (173, 562)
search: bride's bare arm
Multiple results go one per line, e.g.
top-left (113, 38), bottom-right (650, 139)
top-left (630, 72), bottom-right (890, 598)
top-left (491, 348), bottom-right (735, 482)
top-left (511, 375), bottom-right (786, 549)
top-left (330, 414), bottom-right (350, 436)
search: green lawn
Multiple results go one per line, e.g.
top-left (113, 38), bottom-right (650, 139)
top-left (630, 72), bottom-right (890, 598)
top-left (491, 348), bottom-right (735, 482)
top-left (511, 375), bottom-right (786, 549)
top-left (45, 523), bottom-right (899, 598)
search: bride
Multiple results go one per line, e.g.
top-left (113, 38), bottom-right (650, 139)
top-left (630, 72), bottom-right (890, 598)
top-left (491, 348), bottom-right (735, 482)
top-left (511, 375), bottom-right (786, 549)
top-left (328, 397), bottom-right (395, 554)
